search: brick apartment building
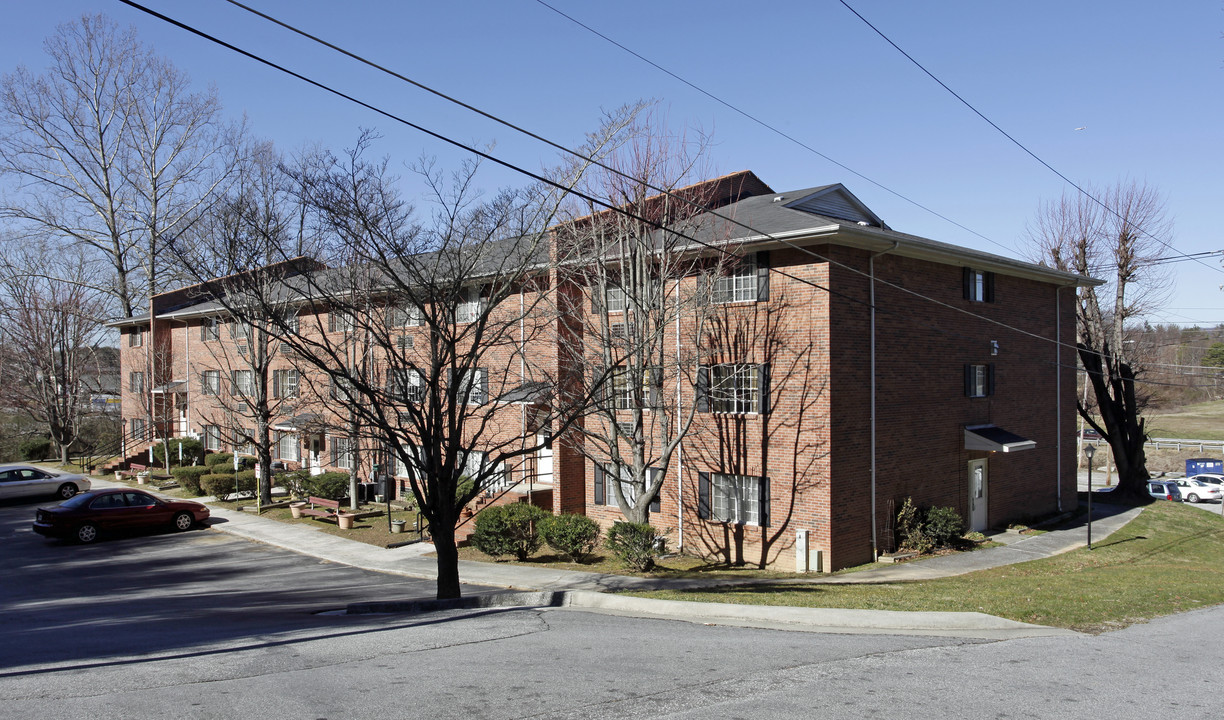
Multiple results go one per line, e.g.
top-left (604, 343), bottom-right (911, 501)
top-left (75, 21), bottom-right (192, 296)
top-left (110, 171), bottom-right (1093, 571)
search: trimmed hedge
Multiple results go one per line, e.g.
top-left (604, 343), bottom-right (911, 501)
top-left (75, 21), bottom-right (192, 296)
top-left (302, 471), bottom-right (351, 501)
top-left (605, 521), bottom-right (663, 571)
top-left (153, 438), bottom-right (204, 468)
top-left (471, 503), bottom-right (549, 561)
top-left (199, 472), bottom-right (254, 499)
top-left (204, 452), bottom-right (234, 469)
top-left (171, 465), bottom-right (210, 496)
top-left (540, 513), bottom-right (600, 563)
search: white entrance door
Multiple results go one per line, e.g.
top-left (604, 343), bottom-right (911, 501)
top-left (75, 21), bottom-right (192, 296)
top-left (536, 435), bottom-right (553, 483)
top-left (309, 437), bottom-right (323, 476)
top-left (177, 405), bottom-right (188, 436)
top-left (968, 459), bottom-right (988, 532)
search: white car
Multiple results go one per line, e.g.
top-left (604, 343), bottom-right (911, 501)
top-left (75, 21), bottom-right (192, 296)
top-left (1189, 473), bottom-right (1224, 489)
top-left (1174, 478), bottom-right (1222, 504)
top-left (0, 464), bottom-right (91, 501)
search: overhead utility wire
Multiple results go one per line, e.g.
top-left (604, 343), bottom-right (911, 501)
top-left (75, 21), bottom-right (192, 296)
top-left (115, 0), bottom-right (865, 309)
top-left (837, 0), bottom-right (1223, 275)
top-left (206, 0), bottom-right (1092, 355)
top-left (128, 1), bottom-right (1117, 361)
top-left (528, 0), bottom-right (1015, 256)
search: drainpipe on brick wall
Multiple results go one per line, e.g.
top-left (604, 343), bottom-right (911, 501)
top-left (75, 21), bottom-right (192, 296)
top-left (675, 276), bottom-right (684, 551)
top-left (869, 242), bottom-right (898, 560)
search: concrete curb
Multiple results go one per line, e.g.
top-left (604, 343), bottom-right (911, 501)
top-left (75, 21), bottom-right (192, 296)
top-left (343, 589), bottom-right (1079, 639)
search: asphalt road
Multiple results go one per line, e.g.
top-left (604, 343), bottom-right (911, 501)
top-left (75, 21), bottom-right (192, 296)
top-left (4, 496), bottom-right (1223, 719)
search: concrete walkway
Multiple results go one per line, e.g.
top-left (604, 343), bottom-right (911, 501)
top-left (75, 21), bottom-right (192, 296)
top-left (97, 477), bottom-right (1139, 638)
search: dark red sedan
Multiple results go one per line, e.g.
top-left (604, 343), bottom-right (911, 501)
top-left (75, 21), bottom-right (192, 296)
top-left (33, 488), bottom-right (210, 543)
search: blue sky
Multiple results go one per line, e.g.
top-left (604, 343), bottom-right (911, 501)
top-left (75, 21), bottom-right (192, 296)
top-left (3, 1), bottom-right (1221, 326)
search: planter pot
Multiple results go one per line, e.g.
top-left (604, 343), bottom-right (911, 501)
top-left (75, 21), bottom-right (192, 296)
top-left (136, 472), bottom-right (150, 485)
top-left (289, 502), bottom-right (307, 519)
top-left (390, 519), bottom-right (406, 534)
top-left (337, 513), bottom-right (356, 530)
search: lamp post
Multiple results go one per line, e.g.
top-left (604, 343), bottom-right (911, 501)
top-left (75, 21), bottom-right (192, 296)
top-left (1083, 444), bottom-right (1096, 550)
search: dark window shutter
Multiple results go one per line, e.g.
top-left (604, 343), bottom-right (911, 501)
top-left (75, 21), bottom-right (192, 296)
top-left (594, 464), bottom-right (605, 505)
top-left (962, 267), bottom-right (972, 300)
top-left (273, 372), bottom-right (281, 399)
top-left (199, 322), bottom-right (206, 341)
top-left (988, 363), bottom-right (996, 396)
top-left (760, 476), bottom-right (771, 527)
top-left (756, 251), bottom-right (770, 302)
top-left (479, 370), bottom-right (488, 406)
top-left (696, 367), bottom-right (710, 412)
top-left (984, 272), bottom-right (996, 303)
top-left (758, 364), bottom-right (770, 415)
top-left (697, 471), bottom-right (710, 519)
top-left (697, 271), bottom-right (708, 300)
top-left (649, 468), bottom-right (661, 513)
top-left (964, 364), bottom-right (973, 397)
top-left (649, 366), bottom-right (662, 407)
top-left (591, 285), bottom-right (602, 313)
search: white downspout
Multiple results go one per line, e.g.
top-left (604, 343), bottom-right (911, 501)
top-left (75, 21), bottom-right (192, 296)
top-left (675, 277), bottom-right (684, 551)
top-left (869, 242), bottom-right (897, 560)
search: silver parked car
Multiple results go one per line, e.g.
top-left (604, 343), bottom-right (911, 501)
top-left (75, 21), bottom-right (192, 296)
top-left (0, 464), bottom-right (91, 501)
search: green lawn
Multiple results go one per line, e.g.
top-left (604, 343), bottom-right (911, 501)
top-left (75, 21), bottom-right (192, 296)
top-left (1145, 399), bottom-right (1224, 441)
top-left (626, 501), bottom-right (1224, 634)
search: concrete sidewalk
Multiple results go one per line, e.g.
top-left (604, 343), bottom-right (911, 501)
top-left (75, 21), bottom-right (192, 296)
top-left (97, 477), bottom-right (1136, 638)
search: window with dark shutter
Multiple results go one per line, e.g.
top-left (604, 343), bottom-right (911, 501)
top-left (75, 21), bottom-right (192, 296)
top-left (756, 251), bottom-right (770, 302)
top-left (697, 472), bottom-right (710, 519)
top-left (594, 465), bottom-right (605, 505)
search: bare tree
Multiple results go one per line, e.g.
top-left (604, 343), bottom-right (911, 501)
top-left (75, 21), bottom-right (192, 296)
top-left (177, 119), bottom-right (624, 599)
top-left (0, 13), bottom-right (239, 318)
top-left (554, 112), bottom-right (740, 526)
top-left (1029, 181), bottom-right (1172, 499)
top-left (0, 242), bottom-right (109, 463)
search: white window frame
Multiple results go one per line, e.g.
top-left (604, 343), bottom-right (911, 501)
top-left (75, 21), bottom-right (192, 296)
top-left (276, 431), bottom-right (300, 462)
top-left (390, 368), bottom-right (425, 403)
top-left (203, 425), bottom-right (222, 451)
top-left (332, 435), bottom-right (355, 470)
top-left (231, 369), bottom-right (255, 397)
top-left (129, 371), bottom-right (145, 394)
top-left (710, 364), bottom-right (760, 414)
top-left (328, 309), bottom-right (355, 334)
top-left (200, 317), bottom-right (220, 342)
top-left (273, 369), bottom-right (299, 399)
top-left (713, 257), bottom-right (758, 304)
top-left (605, 286), bottom-right (626, 313)
top-left (454, 368), bottom-right (486, 405)
top-left (201, 370), bottom-right (220, 396)
top-left (711, 473), bottom-right (761, 525)
top-left (968, 364), bottom-right (990, 398)
top-left (129, 326), bottom-right (145, 347)
top-left (391, 303), bottom-right (423, 328)
top-left (454, 288), bottom-right (483, 324)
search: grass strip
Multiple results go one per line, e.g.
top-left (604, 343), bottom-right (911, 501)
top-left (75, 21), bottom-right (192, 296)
top-left (625, 501), bottom-right (1224, 634)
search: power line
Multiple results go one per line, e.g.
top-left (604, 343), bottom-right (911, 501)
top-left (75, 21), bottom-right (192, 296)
top-left (837, 0), bottom-right (1224, 276)
top-left (115, 0), bottom-right (869, 310)
top-left (122, 0), bottom-right (1137, 366)
top-left (529, 0), bottom-right (1018, 257)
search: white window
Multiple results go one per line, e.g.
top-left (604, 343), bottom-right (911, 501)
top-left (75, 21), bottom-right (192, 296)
top-left (231, 370), bottom-right (255, 397)
top-left (711, 473), bottom-right (762, 525)
top-left (463, 449), bottom-right (507, 489)
top-left (605, 286), bottom-right (626, 313)
top-left (454, 288), bottom-right (483, 324)
top-left (964, 268), bottom-right (994, 303)
top-left (595, 465), bottom-right (661, 511)
top-left (453, 368), bottom-right (487, 405)
top-left (237, 428), bottom-right (256, 457)
top-left (966, 364), bottom-right (993, 398)
top-left (200, 317), bottom-right (220, 342)
top-left (276, 431), bottom-right (300, 462)
top-left (330, 375), bottom-right (354, 402)
top-left (710, 364), bottom-right (760, 414)
top-left (130, 418), bottom-right (146, 441)
top-left (228, 319), bottom-right (252, 340)
top-left (273, 369), bottom-right (299, 399)
top-left (281, 308), bottom-right (300, 334)
top-left (390, 303), bottom-right (422, 328)
top-left (328, 309), bottom-right (355, 333)
top-left (611, 367), bottom-right (654, 410)
top-left (203, 425), bottom-right (221, 451)
top-left (713, 257), bottom-right (758, 303)
top-left (200, 370), bottom-right (220, 396)
top-left (128, 327), bottom-right (145, 347)
top-left (332, 435), bottom-right (355, 470)
top-left (129, 371), bottom-right (145, 394)
top-left (389, 368), bottom-right (425, 403)
top-left (394, 443), bottom-right (422, 478)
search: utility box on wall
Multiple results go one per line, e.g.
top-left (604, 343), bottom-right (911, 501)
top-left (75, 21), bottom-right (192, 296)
top-left (794, 530), bottom-right (823, 573)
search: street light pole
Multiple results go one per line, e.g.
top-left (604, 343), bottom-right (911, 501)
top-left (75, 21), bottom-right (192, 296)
top-left (1084, 444), bottom-right (1096, 550)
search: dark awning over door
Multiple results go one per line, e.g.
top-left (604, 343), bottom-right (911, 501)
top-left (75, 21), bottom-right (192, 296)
top-left (964, 425), bottom-right (1036, 453)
